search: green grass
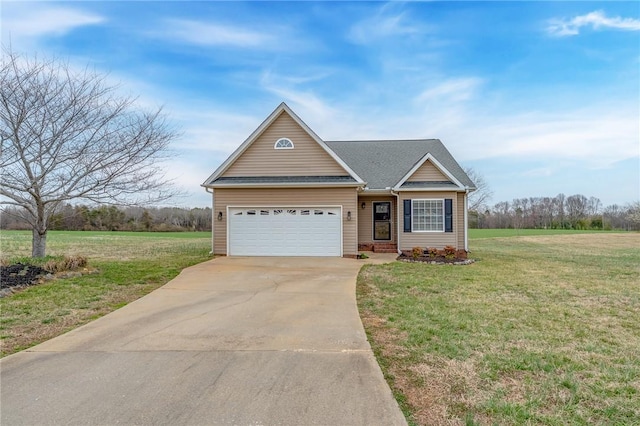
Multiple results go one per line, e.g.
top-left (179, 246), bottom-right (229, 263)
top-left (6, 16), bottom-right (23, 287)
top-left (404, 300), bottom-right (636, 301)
top-left (357, 232), bottom-right (640, 425)
top-left (0, 230), bottom-right (211, 356)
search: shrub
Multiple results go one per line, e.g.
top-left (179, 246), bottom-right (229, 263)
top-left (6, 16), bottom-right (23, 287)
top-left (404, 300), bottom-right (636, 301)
top-left (443, 245), bottom-right (456, 259)
top-left (412, 247), bottom-right (423, 259)
top-left (427, 247), bottom-right (438, 258)
top-left (42, 255), bottom-right (88, 273)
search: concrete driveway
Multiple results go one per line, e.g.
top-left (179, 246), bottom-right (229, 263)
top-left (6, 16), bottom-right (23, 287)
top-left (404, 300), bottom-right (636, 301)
top-left (1, 255), bottom-right (406, 425)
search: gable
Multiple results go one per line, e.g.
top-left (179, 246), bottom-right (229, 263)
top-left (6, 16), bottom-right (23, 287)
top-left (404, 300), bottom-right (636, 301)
top-left (406, 159), bottom-right (449, 182)
top-left (222, 111), bottom-right (347, 178)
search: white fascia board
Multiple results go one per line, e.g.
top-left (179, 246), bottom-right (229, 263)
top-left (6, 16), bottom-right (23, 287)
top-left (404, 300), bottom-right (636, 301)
top-left (392, 153), bottom-right (465, 191)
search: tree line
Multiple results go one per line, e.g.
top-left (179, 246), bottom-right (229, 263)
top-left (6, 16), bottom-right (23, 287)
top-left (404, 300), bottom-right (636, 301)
top-left (470, 193), bottom-right (640, 231)
top-left (3, 193), bottom-right (638, 233)
top-left (1, 205), bottom-right (212, 232)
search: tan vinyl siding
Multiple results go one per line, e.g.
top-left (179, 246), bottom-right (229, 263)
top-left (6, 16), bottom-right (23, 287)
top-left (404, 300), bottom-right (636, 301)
top-left (398, 191), bottom-right (463, 250)
top-left (357, 196), bottom-right (397, 244)
top-left (222, 112), bottom-right (346, 177)
top-left (407, 160), bottom-right (449, 182)
top-left (457, 192), bottom-right (466, 249)
top-left (213, 187), bottom-right (358, 256)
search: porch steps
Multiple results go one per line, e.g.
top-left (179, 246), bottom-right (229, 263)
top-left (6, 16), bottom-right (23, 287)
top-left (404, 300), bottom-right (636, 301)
top-left (358, 243), bottom-right (398, 254)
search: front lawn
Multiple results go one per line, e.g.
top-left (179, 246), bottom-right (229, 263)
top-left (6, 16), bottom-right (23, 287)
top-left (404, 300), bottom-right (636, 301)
top-left (0, 231), bottom-right (211, 356)
top-left (357, 232), bottom-right (640, 425)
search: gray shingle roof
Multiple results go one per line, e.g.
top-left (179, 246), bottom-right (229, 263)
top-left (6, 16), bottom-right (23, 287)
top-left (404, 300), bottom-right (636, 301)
top-left (324, 139), bottom-right (475, 190)
top-left (212, 176), bottom-right (356, 185)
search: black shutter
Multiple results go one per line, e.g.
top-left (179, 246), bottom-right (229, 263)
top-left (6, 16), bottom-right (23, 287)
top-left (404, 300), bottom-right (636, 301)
top-left (403, 199), bottom-right (412, 232)
top-left (445, 199), bottom-right (453, 232)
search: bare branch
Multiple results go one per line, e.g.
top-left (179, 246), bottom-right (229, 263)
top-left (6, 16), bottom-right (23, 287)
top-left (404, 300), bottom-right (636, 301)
top-left (463, 166), bottom-right (493, 211)
top-left (1, 47), bottom-right (181, 256)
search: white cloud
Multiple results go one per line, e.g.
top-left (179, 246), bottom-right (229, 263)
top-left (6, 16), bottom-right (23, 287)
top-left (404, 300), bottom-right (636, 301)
top-left (456, 106), bottom-right (639, 168)
top-left (415, 77), bottom-right (483, 103)
top-left (162, 19), bottom-right (275, 48)
top-left (521, 167), bottom-right (554, 178)
top-left (259, 71), bottom-right (337, 126)
top-left (547, 10), bottom-right (640, 37)
top-left (348, 4), bottom-right (427, 44)
top-left (1, 3), bottom-right (104, 39)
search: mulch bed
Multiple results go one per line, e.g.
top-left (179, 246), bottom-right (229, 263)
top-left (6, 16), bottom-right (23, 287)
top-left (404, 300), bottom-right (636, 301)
top-left (0, 263), bottom-right (50, 296)
top-left (396, 254), bottom-right (475, 265)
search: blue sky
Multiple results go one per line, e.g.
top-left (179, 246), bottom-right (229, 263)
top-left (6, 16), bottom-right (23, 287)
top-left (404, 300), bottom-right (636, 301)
top-left (2, 1), bottom-right (639, 208)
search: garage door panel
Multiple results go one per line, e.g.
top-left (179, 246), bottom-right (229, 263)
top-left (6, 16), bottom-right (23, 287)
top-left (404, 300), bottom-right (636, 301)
top-left (228, 207), bottom-right (341, 256)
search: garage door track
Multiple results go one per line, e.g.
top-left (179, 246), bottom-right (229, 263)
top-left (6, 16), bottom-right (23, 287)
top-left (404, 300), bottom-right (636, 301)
top-left (1, 256), bottom-right (406, 425)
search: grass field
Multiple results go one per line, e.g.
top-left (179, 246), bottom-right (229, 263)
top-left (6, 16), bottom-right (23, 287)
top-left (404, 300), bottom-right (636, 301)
top-left (468, 228), bottom-right (617, 239)
top-left (0, 231), bottom-right (211, 356)
top-left (357, 232), bottom-right (640, 425)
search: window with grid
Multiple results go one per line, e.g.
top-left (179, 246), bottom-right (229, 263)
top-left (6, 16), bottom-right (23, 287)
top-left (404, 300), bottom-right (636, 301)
top-left (412, 199), bottom-right (444, 232)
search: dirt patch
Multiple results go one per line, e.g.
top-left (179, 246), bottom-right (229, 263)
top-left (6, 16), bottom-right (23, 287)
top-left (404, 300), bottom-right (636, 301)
top-left (360, 308), bottom-right (490, 425)
top-left (408, 356), bottom-right (488, 425)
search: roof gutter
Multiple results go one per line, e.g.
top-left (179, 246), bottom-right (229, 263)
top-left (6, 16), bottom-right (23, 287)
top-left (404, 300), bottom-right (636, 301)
top-left (393, 187), bottom-right (465, 192)
top-left (202, 182), bottom-right (365, 189)
top-left (360, 188), bottom-right (393, 195)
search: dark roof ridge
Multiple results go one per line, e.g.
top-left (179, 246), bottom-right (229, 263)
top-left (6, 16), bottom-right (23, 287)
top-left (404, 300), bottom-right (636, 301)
top-left (325, 138), bottom-right (440, 143)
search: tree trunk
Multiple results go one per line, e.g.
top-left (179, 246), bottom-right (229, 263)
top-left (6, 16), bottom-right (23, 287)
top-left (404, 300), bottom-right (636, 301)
top-left (32, 227), bottom-right (47, 258)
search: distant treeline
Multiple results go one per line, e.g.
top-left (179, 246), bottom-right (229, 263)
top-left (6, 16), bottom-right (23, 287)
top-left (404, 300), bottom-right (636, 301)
top-left (1, 205), bottom-right (212, 232)
top-left (2, 194), bottom-right (639, 232)
top-left (470, 194), bottom-right (640, 231)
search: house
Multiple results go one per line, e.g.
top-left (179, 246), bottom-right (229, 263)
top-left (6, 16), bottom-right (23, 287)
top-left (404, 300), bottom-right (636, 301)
top-left (202, 103), bottom-right (476, 257)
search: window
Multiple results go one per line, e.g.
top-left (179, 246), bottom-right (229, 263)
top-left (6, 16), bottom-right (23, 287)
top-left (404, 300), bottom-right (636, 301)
top-left (274, 138), bottom-right (294, 149)
top-left (412, 199), bottom-right (444, 232)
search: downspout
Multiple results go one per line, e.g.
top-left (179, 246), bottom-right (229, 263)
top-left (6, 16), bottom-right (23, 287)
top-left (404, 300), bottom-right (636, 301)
top-left (206, 187), bottom-right (214, 255)
top-left (464, 189), bottom-right (469, 252)
top-left (391, 190), bottom-right (402, 255)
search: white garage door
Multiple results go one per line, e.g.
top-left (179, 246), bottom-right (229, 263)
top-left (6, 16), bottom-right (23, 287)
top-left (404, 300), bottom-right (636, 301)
top-left (228, 207), bottom-right (342, 256)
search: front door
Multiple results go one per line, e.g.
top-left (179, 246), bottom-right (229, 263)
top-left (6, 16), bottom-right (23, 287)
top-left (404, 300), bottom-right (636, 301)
top-left (373, 202), bottom-right (391, 241)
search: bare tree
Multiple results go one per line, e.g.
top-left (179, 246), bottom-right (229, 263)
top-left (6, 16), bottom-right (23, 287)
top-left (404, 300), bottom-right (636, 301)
top-left (1, 49), bottom-right (179, 257)
top-left (565, 194), bottom-right (588, 226)
top-left (626, 201), bottom-right (640, 229)
top-left (464, 166), bottom-right (493, 211)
